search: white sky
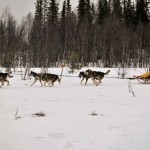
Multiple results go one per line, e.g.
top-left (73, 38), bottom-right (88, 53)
top-left (0, 0), bottom-right (97, 21)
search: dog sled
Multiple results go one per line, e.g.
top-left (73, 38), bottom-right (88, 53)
top-left (133, 72), bottom-right (150, 84)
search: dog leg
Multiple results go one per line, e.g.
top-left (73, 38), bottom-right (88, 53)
top-left (39, 79), bottom-right (43, 87)
top-left (97, 80), bottom-right (101, 85)
top-left (97, 78), bottom-right (101, 85)
top-left (95, 80), bottom-right (98, 86)
top-left (51, 82), bottom-right (54, 86)
top-left (85, 78), bottom-right (88, 85)
top-left (43, 81), bottom-right (47, 87)
top-left (0, 82), bottom-right (2, 87)
top-left (31, 79), bottom-right (37, 86)
top-left (47, 80), bottom-right (52, 87)
top-left (5, 80), bottom-right (10, 86)
top-left (92, 78), bottom-right (97, 86)
top-left (0, 80), bottom-right (4, 86)
top-left (47, 81), bottom-right (51, 87)
top-left (2, 80), bottom-right (9, 86)
top-left (80, 77), bottom-right (84, 84)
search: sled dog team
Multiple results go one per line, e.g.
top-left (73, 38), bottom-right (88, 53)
top-left (0, 69), bottom-right (110, 88)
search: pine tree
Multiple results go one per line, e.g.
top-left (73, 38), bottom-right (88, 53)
top-left (123, 0), bottom-right (135, 26)
top-left (60, 0), bottom-right (67, 43)
top-left (91, 3), bottom-right (96, 23)
top-left (77, 0), bottom-right (86, 23)
top-left (77, 0), bottom-right (93, 23)
top-left (85, 0), bottom-right (92, 23)
top-left (113, 0), bottom-right (122, 19)
top-left (135, 0), bottom-right (149, 24)
top-left (34, 0), bottom-right (44, 25)
top-left (61, 0), bottom-right (67, 22)
top-left (43, 0), bottom-right (48, 25)
top-left (31, 0), bottom-right (47, 67)
top-left (47, 0), bottom-right (59, 25)
top-left (66, 0), bottom-right (72, 17)
top-left (97, 0), bottom-right (110, 24)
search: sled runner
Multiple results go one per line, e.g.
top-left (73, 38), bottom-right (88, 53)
top-left (133, 72), bottom-right (150, 84)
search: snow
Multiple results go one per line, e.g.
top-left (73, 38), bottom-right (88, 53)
top-left (0, 67), bottom-right (150, 150)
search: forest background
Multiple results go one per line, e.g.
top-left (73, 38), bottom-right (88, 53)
top-left (0, 0), bottom-right (150, 70)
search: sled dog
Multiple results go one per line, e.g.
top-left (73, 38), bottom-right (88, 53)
top-left (0, 71), bottom-right (13, 87)
top-left (29, 71), bottom-right (60, 87)
top-left (85, 69), bottom-right (110, 86)
top-left (43, 73), bottom-right (61, 86)
top-left (29, 71), bottom-right (44, 86)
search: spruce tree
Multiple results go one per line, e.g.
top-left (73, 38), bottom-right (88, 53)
top-left (135, 0), bottom-right (149, 24)
top-left (77, 0), bottom-right (86, 23)
top-left (34, 0), bottom-right (44, 25)
top-left (61, 0), bottom-right (67, 22)
top-left (123, 0), bottom-right (135, 26)
top-left (97, 0), bottom-right (109, 24)
top-left (113, 0), bottom-right (122, 19)
top-left (60, 0), bottom-right (67, 42)
top-left (43, 0), bottom-right (48, 25)
top-left (91, 3), bottom-right (96, 23)
top-left (77, 0), bottom-right (93, 23)
top-left (85, 0), bottom-right (92, 23)
top-left (66, 0), bottom-right (72, 17)
top-left (47, 0), bottom-right (59, 25)
top-left (31, 0), bottom-right (44, 67)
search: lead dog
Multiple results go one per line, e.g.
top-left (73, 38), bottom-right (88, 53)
top-left (0, 71), bottom-right (13, 87)
top-left (85, 69), bottom-right (110, 86)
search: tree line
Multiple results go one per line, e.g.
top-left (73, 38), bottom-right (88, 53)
top-left (0, 0), bottom-right (150, 69)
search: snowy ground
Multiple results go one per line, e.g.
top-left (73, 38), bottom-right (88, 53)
top-left (0, 67), bottom-right (150, 150)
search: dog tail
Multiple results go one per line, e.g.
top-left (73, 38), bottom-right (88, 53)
top-left (7, 71), bottom-right (13, 78)
top-left (58, 77), bottom-right (61, 84)
top-left (105, 70), bottom-right (110, 75)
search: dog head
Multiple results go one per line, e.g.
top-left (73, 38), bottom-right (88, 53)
top-left (85, 69), bottom-right (93, 76)
top-left (78, 72), bottom-right (84, 78)
top-left (29, 71), bottom-right (33, 77)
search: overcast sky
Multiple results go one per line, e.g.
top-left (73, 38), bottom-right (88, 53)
top-left (0, 0), bottom-right (97, 21)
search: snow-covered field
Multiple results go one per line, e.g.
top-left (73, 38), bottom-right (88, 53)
top-left (0, 67), bottom-right (150, 150)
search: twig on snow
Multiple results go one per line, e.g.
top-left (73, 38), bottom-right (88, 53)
top-left (15, 107), bottom-right (21, 120)
top-left (128, 79), bottom-right (135, 97)
top-left (32, 111), bottom-right (46, 117)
